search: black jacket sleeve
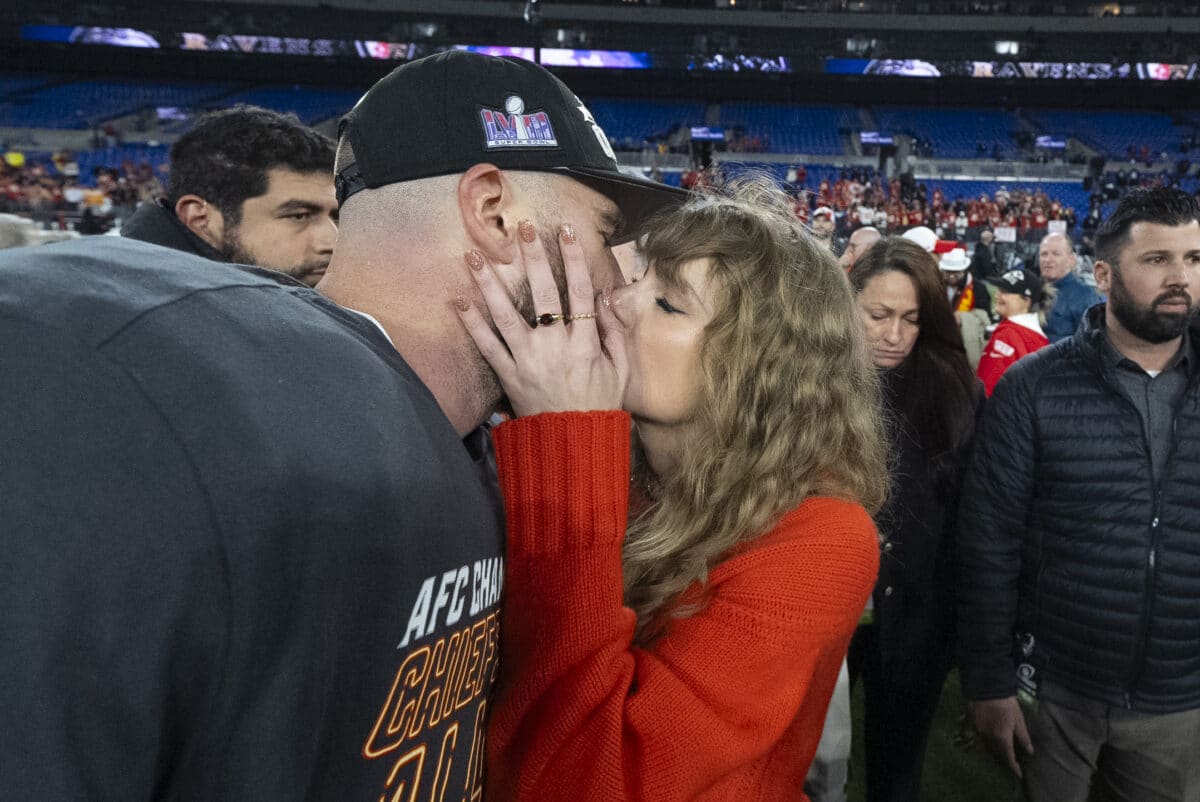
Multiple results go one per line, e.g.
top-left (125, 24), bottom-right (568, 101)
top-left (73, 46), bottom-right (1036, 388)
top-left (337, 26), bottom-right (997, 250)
top-left (956, 362), bottom-right (1038, 701)
top-left (0, 317), bottom-right (226, 800)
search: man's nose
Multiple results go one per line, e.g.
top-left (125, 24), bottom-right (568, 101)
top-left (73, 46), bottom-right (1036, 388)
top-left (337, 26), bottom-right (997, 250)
top-left (1164, 257), bottom-right (1190, 287)
top-left (313, 217), bottom-right (338, 255)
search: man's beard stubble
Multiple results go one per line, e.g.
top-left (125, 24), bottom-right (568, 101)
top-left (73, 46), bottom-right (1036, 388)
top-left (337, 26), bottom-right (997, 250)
top-left (218, 226), bottom-right (328, 287)
top-left (1108, 265), bottom-right (1197, 344)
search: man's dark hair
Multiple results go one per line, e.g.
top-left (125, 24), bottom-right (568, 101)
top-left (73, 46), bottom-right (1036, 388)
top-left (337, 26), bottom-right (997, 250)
top-left (1095, 187), bottom-right (1200, 267)
top-left (167, 105), bottom-right (335, 225)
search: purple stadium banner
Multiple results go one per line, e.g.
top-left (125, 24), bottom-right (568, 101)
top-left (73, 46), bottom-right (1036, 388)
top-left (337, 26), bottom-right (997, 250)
top-left (20, 24), bottom-right (793, 73)
top-left (19, 25), bottom-right (659, 70)
top-left (825, 57), bottom-right (1199, 80)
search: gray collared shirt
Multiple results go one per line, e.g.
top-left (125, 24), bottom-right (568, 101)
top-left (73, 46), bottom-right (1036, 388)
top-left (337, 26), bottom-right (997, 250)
top-left (1101, 332), bottom-right (1194, 487)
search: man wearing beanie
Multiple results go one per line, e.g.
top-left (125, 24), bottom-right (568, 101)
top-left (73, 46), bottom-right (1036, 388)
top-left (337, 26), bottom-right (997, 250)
top-left (0, 50), bottom-right (683, 801)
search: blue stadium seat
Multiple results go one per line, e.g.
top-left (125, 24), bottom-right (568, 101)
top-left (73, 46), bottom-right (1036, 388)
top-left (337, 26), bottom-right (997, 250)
top-left (718, 103), bottom-right (857, 155)
top-left (1024, 110), bottom-right (1191, 160)
top-left (584, 98), bottom-right (706, 147)
top-left (0, 79), bottom-right (234, 129)
top-left (871, 107), bottom-right (1021, 159)
top-left (0, 74), bottom-right (53, 99)
top-left (210, 86), bottom-right (367, 125)
top-left (73, 145), bottom-right (170, 186)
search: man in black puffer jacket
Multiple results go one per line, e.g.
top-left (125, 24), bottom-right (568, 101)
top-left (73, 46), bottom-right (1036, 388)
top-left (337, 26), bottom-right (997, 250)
top-left (958, 187), bottom-right (1200, 802)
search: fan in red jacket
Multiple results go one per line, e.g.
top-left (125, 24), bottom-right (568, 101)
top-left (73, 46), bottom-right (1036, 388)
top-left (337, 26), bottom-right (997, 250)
top-left (977, 268), bottom-right (1050, 395)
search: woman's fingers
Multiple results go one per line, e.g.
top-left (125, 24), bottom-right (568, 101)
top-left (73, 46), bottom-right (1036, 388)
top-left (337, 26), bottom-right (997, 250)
top-left (557, 224), bottom-right (598, 338)
top-left (597, 288), bottom-right (628, 383)
top-left (464, 249), bottom-right (529, 348)
top-left (453, 293), bottom-right (515, 382)
top-left (455, 232), bottom-right (625, 417)
top-left (518, 219), bottom-right (564, 327)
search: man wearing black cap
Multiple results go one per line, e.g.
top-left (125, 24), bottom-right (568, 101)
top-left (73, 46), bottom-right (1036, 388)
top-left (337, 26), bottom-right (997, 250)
top-left (319, 50), bottom-right (683, 433)
top-left (976, 268), bottom-right (1050, 396)
top-left (0, 51), bottom-right (683, 801)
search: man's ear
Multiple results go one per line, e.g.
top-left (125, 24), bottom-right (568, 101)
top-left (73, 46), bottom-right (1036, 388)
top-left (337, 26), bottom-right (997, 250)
top-left (457, 163), bottom-right (520, 264)
top-left (1093, 260), bottom-right (1113, 295)
top-left (175, 194), bottom-right (225, 249)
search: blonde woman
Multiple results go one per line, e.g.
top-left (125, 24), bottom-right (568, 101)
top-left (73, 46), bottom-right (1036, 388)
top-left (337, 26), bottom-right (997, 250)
top-left (455, 180), bottom-right (887, 802)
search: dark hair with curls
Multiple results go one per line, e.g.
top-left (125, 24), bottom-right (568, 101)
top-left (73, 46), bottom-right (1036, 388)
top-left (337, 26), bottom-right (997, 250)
top-left (167, 105), bottom-right (335, 225)
top-left (1095, 187), bottom-right (1200, 269)
top-left (849, 237), bottom-right (978, 490)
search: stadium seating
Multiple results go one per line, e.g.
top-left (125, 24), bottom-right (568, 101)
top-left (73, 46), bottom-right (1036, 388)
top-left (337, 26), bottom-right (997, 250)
top-left (871, 107), bottom-right (1022, 159)
top-left (718, 103), bottom-right (858, 155)
top-left (1023, 109), bottom-right (1193, 160)
top-left (0, 74), bottom-right (53, 99)
top-left (206, 85), bottom-right (364, 125)
top-left (584, 98), bottom-right (707, 149)
top-left (0, 79), bottom-right (234, 129)
top-left (74, 145), bottom-right (170, 185)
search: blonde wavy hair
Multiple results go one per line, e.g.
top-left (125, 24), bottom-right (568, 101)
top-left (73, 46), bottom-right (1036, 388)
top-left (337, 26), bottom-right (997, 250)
top-left (623, 176), bottom-right (889, 645)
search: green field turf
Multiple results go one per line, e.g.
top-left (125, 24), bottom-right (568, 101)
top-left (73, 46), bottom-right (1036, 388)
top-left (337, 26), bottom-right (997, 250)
top-left (847, 670), bottom-right (1025, 802)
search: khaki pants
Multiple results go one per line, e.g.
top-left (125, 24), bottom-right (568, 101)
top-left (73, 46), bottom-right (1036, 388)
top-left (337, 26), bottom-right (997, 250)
top-left (1021, 695), bottom-right (1200, 802)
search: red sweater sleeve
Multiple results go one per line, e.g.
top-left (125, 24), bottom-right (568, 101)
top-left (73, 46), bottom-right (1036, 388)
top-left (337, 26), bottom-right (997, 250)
top-left (486, 411), bottom-right (878, 802)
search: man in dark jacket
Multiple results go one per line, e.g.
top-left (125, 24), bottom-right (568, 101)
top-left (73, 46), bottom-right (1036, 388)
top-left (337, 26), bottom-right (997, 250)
top-left (958, 187), bottom-right (1200, 801)
top-left (969, 227), bottom-right (998, 280)
top-left (0, 51), bottom-right (684, 800)
top-left (121, 105), bottom-right (338, 286)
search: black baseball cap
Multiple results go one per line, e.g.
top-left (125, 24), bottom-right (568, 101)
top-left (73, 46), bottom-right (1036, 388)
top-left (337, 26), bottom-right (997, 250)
top-left (988, 268), bottom-right (1043, 301)
top-left (336, 49), bottom-right (686, 243)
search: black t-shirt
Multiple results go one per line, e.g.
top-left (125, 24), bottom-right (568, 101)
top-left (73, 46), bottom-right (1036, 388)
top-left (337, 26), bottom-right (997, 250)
top-left (0, 238), bottom-right (505, 800)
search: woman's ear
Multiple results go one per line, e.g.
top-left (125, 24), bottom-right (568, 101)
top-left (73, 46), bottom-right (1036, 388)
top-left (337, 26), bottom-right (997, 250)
top-left (457, 163), bottom-right (520, 264)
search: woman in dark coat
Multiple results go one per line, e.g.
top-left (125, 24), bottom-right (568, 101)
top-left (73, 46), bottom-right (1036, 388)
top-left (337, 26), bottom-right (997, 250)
top-left (847, 238), bottom-right (985, 802)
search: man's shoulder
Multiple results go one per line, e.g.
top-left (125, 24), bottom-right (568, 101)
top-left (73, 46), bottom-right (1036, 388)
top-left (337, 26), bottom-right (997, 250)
top-left (995, 334), bottom-right (1085, 395)
top-left (0, 237), bottom-right (309, 347)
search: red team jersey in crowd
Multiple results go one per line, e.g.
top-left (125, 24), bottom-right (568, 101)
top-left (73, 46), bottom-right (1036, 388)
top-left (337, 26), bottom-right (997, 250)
top-left (977, 314), bottom-right (1050, 396)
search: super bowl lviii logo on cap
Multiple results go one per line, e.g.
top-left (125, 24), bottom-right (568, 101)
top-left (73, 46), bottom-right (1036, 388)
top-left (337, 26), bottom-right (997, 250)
top-left (480, 95), bottom-right (558, 149)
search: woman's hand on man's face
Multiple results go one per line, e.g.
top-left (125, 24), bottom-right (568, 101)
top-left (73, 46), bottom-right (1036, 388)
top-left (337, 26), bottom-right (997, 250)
top-left (454, 220), bottom-right (628, 418)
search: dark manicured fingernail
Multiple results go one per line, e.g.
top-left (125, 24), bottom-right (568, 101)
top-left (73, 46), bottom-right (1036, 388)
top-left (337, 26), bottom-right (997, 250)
top-left (601, 288), bottom-right (612, 308)
top-left (518, 219), bottom-right (536, 244)
top-left (465, 250), bottom-right (485, 271)
top-left (453, 295), bottom-right (470, 312)
top-left (560, 223), bottom-right (577, 245)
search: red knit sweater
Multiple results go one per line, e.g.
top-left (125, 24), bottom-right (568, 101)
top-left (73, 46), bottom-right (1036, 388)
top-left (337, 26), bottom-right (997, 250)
top-left (486, 410), bottom-right (880, 802)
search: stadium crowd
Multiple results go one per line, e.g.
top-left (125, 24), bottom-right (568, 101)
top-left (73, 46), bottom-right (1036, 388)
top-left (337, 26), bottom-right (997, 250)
top-left (0, 147), bottom-right (163, 233)
top-left (2, 54), bottom-right (1200, 802)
